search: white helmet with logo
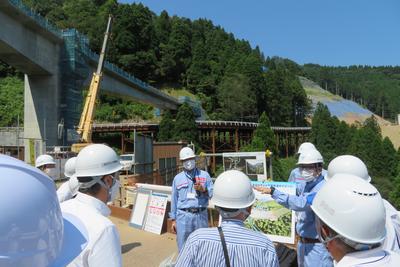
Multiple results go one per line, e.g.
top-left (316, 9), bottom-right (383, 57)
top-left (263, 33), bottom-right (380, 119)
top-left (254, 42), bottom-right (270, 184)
top-left (75, 144), bottom-right (122, 177)
top-left (35, 154), bottom-right (56, 168)
top-left (297, 142), bottom-right (316, 154)
top-left (326, 155), bottom-right (371, 182)
top-left (297, 149), bottom-right (323, 165)
top-left (64, 157), bottom-right (77, 178)
top-left (311, 173), bottom-right (386, 245)
top-left (0, 154), bottom-right (88, 266)
top-left (212, 170), bottom-right (255, 209)
top-left (179, 147), bottom-right (195, 161)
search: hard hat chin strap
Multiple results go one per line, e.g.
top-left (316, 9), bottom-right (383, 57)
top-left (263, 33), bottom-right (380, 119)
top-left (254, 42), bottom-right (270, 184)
top-left (216, 207), bottom-right (249, 219)
top-left (339, 236), bottom-right (378, 251)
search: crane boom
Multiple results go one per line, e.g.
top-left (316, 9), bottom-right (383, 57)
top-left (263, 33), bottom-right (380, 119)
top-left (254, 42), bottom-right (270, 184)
top-left (72, 15), bottom-right (112, 153)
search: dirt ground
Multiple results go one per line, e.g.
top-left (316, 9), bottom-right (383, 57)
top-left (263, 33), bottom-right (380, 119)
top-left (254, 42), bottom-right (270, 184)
top-left (110, 217), bottom-right (178, 267)
top-left (381, 124), bottom-right (400, 149)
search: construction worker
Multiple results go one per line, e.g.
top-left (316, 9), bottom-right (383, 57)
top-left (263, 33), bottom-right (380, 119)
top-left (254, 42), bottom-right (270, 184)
top-left (60, 144), bottom-right (123, 267)
top-left (326, 155), bottom-right (400, 252)
top-left (312, 173), bottom-right (400, 266)
top-left (35, 154), bottom-right (57, 178)
top-left (288, 142), bottom-right (327, 185)
top-left (176, 170), bottom-right (279, 267)
top-left (256, 149), bottom-right (333, 267)
top-left (170, 147), bottom-right (213, 252)
top-left (57, 157), bottom-right (79, 202)
top-left (0, 154), bottom-right (88, 266)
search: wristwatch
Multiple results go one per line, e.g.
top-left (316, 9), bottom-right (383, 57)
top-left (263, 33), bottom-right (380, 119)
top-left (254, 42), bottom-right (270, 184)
top-left (270, 186), bottom-right (276, 195)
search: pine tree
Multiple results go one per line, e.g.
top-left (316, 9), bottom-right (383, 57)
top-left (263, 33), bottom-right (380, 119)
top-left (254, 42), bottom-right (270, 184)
top-left (381, 137), bottom-right (398, 178)
top-left (243, 112), bottom-right (276, 153)
top-left (389, 175), bottom-right (400, 210)
top-left (310, 103), bottom-right (337, 162)
top-left (157, 110), bottom-right (175, 141)
top-left (173, 103), bottom-right (197, 144)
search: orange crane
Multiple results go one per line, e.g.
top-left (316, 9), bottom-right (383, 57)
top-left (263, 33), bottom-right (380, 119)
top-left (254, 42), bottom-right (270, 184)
top-left (71, 15), bottom-right (112, 153)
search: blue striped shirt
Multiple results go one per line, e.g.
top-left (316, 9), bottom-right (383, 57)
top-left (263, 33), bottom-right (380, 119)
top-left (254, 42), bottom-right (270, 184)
top-left (175, 219), bottom-right (279, 267)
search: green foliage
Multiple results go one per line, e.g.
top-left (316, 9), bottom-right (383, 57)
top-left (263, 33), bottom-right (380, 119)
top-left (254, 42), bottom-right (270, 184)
top-left (157, 110), bottom-right (175, 141)
top-left (310, 103), bottom-right (338, 163)
top-left (264, 60), bottom-right (311, 126)
top-left (276, 157), bottom-right (298, 181)
top-left (310, 104), bottom-right (399, 204)
top-left (389, 175), bottom-right (400, 210)
top-left (95, 94), bottom-right (154, 122)
top-left (242, 112), bottom-right (276, 153)
top-left (173, 103), bottom-right (197, 143)
top-left (16, 0), bottom-right (311, 126)
top-left (0, 77), bottom-right (24, 126)
top-left (216, 73), bottom-right (256, 121)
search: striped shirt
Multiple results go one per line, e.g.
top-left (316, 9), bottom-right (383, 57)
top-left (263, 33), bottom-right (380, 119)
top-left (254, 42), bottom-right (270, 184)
top-left (175, 219), bottom-right (279, 267)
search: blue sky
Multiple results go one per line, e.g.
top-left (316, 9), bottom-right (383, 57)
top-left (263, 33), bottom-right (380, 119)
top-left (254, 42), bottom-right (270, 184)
top-left (119, 0), bottom-right (399, 66)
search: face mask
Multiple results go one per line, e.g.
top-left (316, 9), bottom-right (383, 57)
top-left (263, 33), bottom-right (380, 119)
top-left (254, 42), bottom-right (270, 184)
top-left (44, 168), bottom-right (57, 179)
top-left (316, 217), bottom-right (339, 246)
top-left (300, 168), bottom-right (316, 182)
top-left (107, 176), bottom-right (120, 204)
top-left (183, 159), bottom-right (196, 171)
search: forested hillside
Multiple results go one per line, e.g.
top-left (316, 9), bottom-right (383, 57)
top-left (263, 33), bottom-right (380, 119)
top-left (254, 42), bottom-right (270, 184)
top-left (303, 64), bottom-right (400, 121)
top-left (15, 0), bottom-right (309, 125)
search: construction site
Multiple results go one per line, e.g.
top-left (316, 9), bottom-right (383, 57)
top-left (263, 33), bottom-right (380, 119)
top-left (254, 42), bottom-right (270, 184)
top-left (2, 1), bottom-right (400, 267)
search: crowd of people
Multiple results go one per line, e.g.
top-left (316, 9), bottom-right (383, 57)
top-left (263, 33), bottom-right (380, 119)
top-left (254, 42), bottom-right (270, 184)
top-left (1, 142), bottom-right (400, 266)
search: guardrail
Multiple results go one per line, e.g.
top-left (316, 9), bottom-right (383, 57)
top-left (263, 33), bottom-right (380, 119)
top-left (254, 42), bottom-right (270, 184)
top-left (8, 0), bottom-right (62, 38)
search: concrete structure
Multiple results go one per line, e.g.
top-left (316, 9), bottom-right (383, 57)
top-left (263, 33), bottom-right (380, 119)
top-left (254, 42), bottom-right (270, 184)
top-left (0, 0), bottom-right (179, 164)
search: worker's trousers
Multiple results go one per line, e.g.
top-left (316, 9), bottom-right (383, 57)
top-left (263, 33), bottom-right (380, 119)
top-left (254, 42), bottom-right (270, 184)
top-left (176, 209), bottom-right (208, 252)
top-left (297, 241), bottom-right (333, 267)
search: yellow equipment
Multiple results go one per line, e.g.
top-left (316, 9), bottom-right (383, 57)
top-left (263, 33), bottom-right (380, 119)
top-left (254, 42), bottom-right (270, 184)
top-left (71, 15), bottom-right (112, 153)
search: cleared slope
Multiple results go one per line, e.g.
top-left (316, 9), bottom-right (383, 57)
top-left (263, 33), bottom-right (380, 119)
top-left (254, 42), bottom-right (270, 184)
top-left (300, 76), bottom-right (400, 148)
top-left (300, 76), bottom-right (390, 125)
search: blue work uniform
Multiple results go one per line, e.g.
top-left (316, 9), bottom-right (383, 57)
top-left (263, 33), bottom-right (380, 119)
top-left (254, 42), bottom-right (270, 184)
top-left (288, 167), bottom-right (327, 194)
top-left (176, 219), bottom-right (279, 267)
top-left (169, 168), bottom-right (213, 251)
top-left (273, 174), bottom-right (333, 267)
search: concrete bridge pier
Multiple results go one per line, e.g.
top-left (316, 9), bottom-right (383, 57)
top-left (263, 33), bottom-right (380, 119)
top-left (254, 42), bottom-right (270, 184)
top-left (24, 73), bottom-right (61, 164)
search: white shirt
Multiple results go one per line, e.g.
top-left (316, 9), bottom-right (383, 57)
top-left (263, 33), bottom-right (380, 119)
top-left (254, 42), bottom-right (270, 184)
top-left (382, 199), bottom-right (400, 252)
top-left (57, 176), bottom-right (79, 203)
top-left (61, 193), bottom-right (122, 267)
top-left (337, 248), bottom-right (400, 267)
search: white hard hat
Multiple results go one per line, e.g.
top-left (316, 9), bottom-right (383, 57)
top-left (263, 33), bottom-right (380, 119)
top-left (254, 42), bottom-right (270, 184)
top-left (179, 147), bottom-right (195, 161)
top-left (311, 173), bottom-right (386, 245)
top-left (35, 154), bottom-right (56, 168)
top-left (297, 142), bottom-right (316, 154)
top-left (297, 149), bottom-right (323, 165)
top-left (212, 170), bottom-right (255, 209)
top-left (75, 144), bottom-right (122, 177)
top-left (64, 157), bottom-right (77, 178)
top-left (0, 154), bottom-right (88, 266)
top-left (326, 155), bottom-right (371, 182)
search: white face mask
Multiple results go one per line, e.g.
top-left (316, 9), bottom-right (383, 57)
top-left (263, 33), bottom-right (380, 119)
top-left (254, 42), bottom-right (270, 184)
top-left (300, 168), bottom-right (316, 182)
top-left (44, 168), bottom-right (57, 179)
top-left (183, 159), bottom-right (196, 171)
top-left (108, 180), bottom-right (121, 204)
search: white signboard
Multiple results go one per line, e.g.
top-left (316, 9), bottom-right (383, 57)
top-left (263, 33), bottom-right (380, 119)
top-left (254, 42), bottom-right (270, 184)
top-left (223, 152), bottom-right (267, 181)
top-left (129, 189), bottom-right (151, 229)
top-left (144, 192), bottom-right (168, 235)
top-left (245, 182), bottom-right (296, 244)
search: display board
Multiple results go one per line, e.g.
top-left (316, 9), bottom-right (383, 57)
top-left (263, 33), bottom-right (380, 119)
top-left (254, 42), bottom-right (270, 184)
top-left (129, 189), bottom-right (151, 229)
top-left (144, 192), bottom-right (169, 234)
top-left (245, 182), bottom-right (296, 244)
top-left (129, 188), bottom-right (168, 235)
top-left (223, 152), bottom-right (267, 181)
